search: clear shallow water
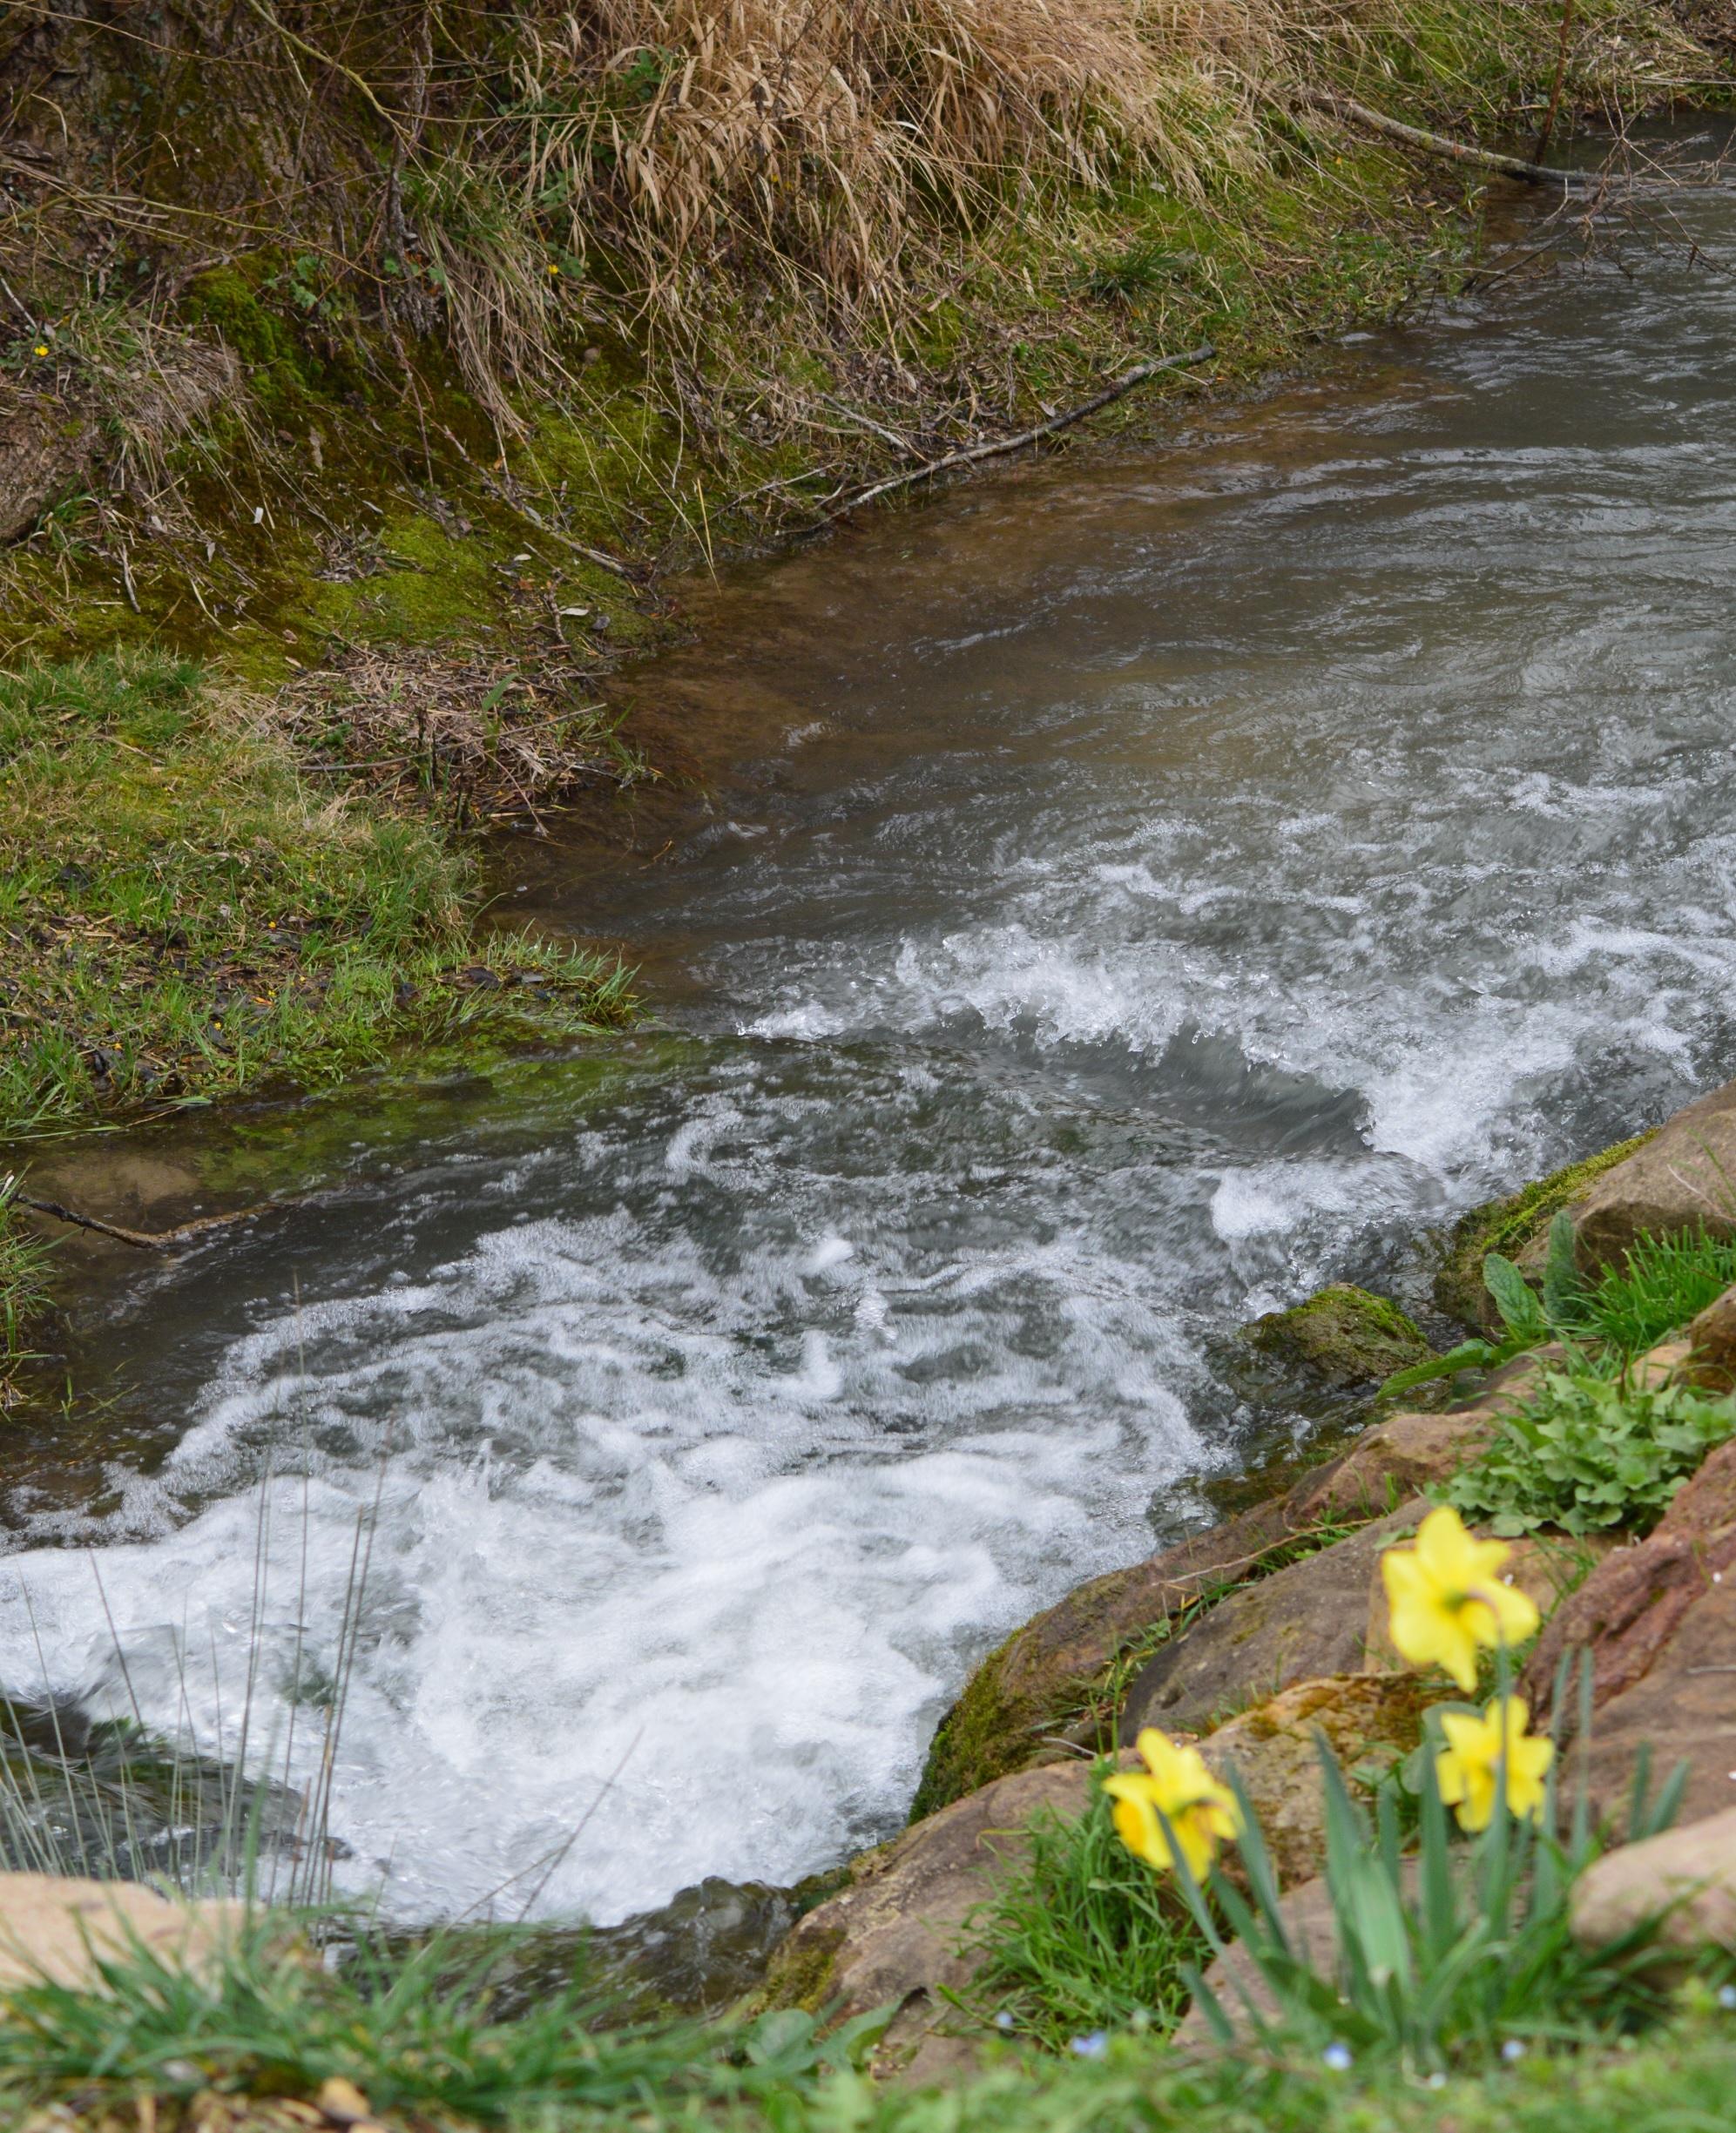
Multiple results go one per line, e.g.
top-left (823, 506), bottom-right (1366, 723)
top-left (9, 177), bottom-right (1736, 1923)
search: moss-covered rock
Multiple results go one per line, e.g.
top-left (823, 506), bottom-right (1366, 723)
top-left (1242, 1284), bottom-right (1430, 1387)
top-left (1434, 1133), bottom-right (1657, 1328)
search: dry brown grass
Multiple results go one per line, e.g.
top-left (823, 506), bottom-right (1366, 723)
top-left (518, 0), bottom-right (1267, 307)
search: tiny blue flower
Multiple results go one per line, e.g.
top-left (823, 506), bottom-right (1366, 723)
top-left (996, 2012), bottom-right (1016, 2031)
top-left (1503, 2039), bottom-right (1527, 2062)
top-left (1721, 1984), bottom-right (1736, 2011)
top-left (1322, 2042), bottom-right (1353, 2072)
top-left (1070, 2031), bottom-right (1109, 2059)
top-left (1426, 2073), bottom-right (1447, 2090)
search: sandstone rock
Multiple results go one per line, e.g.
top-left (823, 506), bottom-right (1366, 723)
top-left (1565, 1082), bottom-right (1736, 1272)
top-left (1686, 1286), bottom-right (1736, 1391)
top-left (911, 1491), bottom-right (1321, 1819)
top-left (1241, 1286), bottom-right (1430, 1388)
top-left (1523, 1441), bottom-right (1736, 1826)
top-left (1571, 1803), bottom-right (1736, 1961)
top-left (762, 1762), bottom-right (1098, 2082)
top-left (1287, 1401), bottom-right (1503, 1525)
top-left (0, 1873), bottom-right (240, 1990)
top-left (1118, 1504), bottom-right (1425, 1740)
top-left (1434, 1135), bottom-right (1655, 1329)
top-left (1195, 1674), bottom-right (1429, 1888)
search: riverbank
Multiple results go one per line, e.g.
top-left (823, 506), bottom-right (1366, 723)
top-left (2, 0), bottom-right (1731, 1367)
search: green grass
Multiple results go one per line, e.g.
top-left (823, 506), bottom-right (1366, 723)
top-left (0, 651), bottom-right (633, 1143)
top-left (0, 1913), bottom-right (884, 2125)
top-left (6, 1914), bottom-right (1735, 2130)
top-left (962, 1777), bottom-right (1210, 2053)
top-left (1567, 1228), bottom-right (1736, 1355)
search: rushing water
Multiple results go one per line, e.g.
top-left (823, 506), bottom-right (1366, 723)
top-left (8, 171), bottom-right (1736, 1927)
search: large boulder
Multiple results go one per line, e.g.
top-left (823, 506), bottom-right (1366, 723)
top-left (1571, 1804), bottom-right (1736, 1963)
top-left (1195, 1674), bottom-right (1430, 1888)
top-left (1523, 1440), bottom-right (1736, 1826)
top-left (1564, 1083), bottom-right (1736, 1272)
top-left (1118, 1504), bottom-right (1425, 1739)
top-left (760, 1762), bottom-right (1097, 2082)
top-left (909, 1497), bottom-right (1301, 1819)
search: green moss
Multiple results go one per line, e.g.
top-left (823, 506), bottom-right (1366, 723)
top-left (1434, 1134), bottom-right (1658, 1327)
top-left (908, 1628), bottom-right (1033, 1826)
top-left (756, 1922), bottom-right (845, 2015)
top-left (1243, 1284), bottom-right (1432, 1387)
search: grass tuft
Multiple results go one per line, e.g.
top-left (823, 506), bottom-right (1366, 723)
top-left (0, 652), bottom-right (634, 1137)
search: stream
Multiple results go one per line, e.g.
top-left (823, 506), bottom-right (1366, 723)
top-left (7, 162), bottom-right (1736, 1930)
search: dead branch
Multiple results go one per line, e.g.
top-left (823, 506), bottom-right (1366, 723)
top-left (802, 342), bottom-right (1216, 531)
top-left (1291, 88), bottom-right (1606, 188)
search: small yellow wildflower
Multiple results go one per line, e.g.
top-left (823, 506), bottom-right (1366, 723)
top-left (1435, 1695), bottom-right (1554, 1831)
top-left (1103, 1726), bottom-right (1240, 1880)
top-left (33, 344), bottom-right (49, 358)
top-left (1381, 1504), bottom-right (1539, 1691)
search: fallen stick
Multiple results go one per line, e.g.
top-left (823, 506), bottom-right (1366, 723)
top-left (1291, 87), bottom-right (1606, 188)
top-left (17, 1191), bottom-right (281, 1252)
top-left (800, 343), bottom-right (1217, 532)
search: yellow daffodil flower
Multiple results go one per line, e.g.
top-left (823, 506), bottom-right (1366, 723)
top-left (1435, 1695), bottom-right (1554, 1831)
top-left (1103, 1726), bottom-right (1241, 1880)
top-left (1380, 1504), bottom-right (1540, 1691)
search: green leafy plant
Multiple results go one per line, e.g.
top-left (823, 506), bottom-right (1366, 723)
top-left (1172, 1664), bottom-right (1682, 2068)
top-left (1438, 1370), bottom-right (1736, 1537)
top-left (1379, 1223), bottom-right (1571, 1401)
top-left (963, 1777), bottom-right (1211, 2050)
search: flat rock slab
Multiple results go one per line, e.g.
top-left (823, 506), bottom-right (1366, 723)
top-left (1571, 1801), bottom-right (1736, 1959)
top-left (1118, 1504), bottom-right (1424, 1739)
top-left (0, 1873), bottom-right (241, 1991)
top-left (763, 1761), bottom-right (1099, 2082)
top-left (1524, 1441), bottom-right (1736, 1826)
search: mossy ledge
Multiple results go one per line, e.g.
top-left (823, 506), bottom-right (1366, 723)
top-left (1434, 1133), bottom-right (1658, 1327)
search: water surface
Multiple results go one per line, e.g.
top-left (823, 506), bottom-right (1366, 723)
top-left (7, 179), bottom-right (1736, 1924)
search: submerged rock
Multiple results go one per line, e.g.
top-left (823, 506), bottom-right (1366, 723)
top-left (1240, 1285), bottom-right (1430, 1388)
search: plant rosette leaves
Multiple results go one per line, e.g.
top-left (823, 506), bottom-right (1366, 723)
top-left (1439, 1370), bottom-right (1736, 1537)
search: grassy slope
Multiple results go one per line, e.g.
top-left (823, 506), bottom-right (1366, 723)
top-left (2, 1921), bottom-right (1733, 2133)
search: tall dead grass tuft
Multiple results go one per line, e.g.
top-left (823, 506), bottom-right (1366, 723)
top-left (517, 0), bottom-right (1266, 307)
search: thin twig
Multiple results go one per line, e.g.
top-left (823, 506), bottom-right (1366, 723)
top-left (800, 343), bottom-right (1216, 533)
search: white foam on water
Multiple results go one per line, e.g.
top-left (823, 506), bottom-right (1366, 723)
top-left (0, 1205), bottom-right (1204, 1923)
